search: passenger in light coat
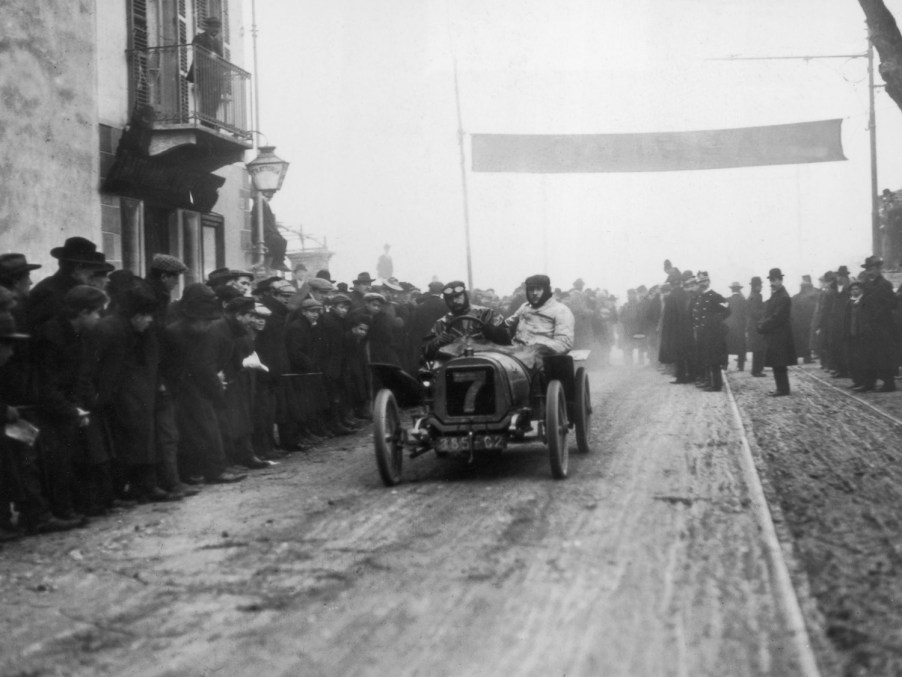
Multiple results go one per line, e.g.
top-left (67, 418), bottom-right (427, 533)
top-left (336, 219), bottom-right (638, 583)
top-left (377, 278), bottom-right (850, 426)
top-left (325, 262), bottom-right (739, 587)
top-left (505, 274), bottom-right (575, 356)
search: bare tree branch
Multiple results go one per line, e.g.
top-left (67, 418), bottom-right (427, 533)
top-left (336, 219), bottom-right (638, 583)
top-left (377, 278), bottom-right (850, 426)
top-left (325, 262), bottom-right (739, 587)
top-left (859, 0), bottom-right (902, 110)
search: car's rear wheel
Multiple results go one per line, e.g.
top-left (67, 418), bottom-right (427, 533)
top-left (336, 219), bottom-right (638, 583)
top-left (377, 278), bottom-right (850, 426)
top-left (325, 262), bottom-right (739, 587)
top-left (546, 379), bottom-right (569, 479)
top-left (374, 389), bottom-right (403, 486)
top-left (574, 367), bottom-right (592, 454)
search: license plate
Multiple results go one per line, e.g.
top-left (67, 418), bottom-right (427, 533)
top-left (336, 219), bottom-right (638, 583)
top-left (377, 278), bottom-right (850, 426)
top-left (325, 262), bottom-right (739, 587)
top-left (436, 434), bottom-right (505, 452)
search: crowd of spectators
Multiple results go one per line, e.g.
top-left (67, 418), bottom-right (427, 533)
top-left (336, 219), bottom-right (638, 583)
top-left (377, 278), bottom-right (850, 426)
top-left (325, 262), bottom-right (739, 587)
top-left (624, 256), bottom-right (902, 396)
top-left (0, 239), bottom-right (624, 543)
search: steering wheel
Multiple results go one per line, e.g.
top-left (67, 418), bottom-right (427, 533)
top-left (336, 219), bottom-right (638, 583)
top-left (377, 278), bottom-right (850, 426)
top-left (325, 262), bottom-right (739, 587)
top-left (445, 314), bottom-right (487, 339)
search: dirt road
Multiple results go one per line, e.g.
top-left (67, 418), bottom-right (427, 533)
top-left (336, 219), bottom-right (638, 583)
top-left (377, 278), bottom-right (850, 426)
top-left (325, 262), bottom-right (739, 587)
top-left (1, 365), bottom-right (826, 677)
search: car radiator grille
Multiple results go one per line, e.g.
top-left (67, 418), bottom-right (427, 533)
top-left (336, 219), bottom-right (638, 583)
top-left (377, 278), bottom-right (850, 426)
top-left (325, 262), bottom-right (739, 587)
top-left (445, 366), bottom-right (496, 416)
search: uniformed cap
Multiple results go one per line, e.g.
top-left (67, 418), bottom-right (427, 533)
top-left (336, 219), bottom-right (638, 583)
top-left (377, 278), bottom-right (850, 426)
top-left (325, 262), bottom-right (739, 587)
top-left (151, 254), bottom-right (188, 274)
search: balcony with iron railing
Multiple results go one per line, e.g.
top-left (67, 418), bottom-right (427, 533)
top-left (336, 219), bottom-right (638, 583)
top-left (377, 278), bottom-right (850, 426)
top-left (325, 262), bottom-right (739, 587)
top-left (127, 44), bottom-right (253, 165)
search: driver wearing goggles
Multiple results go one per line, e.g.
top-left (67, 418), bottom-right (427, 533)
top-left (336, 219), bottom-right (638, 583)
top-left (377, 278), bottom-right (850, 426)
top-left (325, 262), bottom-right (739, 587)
top-left (422, 280), bottom-right (510, 361)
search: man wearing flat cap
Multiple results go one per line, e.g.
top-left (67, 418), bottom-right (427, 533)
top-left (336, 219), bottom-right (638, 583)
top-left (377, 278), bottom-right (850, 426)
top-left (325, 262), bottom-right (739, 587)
top-left (756, 268), bottom-right (796, 396)
top-left (857, 255), bottom-right (897, 391)
top-left (143, 253), bottom-right (194, 497)
top-left (210, 297), bottom-right (275, 469)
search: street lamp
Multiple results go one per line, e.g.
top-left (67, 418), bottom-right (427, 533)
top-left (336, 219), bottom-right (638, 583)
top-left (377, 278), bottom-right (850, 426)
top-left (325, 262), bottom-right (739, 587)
top-left (246, 145), bottom-right (289, 265)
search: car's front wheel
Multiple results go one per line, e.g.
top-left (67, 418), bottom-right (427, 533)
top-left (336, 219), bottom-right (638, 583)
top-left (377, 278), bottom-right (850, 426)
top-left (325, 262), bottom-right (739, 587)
top-left (374, 389), bottom-right (403, 486)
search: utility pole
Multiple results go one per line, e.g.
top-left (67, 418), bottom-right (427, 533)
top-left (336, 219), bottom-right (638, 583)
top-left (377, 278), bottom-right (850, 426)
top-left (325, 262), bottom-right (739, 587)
top-left (712, 38), bottom-right (881, 255)
top-left (452, 58), bottom-right (474, 290)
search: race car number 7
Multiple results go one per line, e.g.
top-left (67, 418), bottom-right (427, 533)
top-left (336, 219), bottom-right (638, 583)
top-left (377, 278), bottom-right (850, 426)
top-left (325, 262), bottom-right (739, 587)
top-left (452, 371), bottom-right (487, 413)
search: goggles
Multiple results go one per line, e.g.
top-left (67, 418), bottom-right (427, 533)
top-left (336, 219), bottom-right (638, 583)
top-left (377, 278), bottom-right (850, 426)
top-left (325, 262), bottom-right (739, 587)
top-left (443, 285), bottom-right (466, 295)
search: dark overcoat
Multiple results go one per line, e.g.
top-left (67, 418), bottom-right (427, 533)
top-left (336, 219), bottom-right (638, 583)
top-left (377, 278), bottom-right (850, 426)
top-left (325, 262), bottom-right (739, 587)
top-left (757, 286), bottom-right (796, 367)
top-left (746, 291), bottom-right (767, 352)
top-left (211, 316), bottom-right (255, 440)
top-left (725, 293), bottom-right (747, 356)
top-left (406, 294), bottom-right (448, 371)
top-left (692, 290), bottom-right (730, 367)
top-left (790, 285), bottom-right (818, 355)
top-left (859, 275), bottom-right (897, 371)
top-left (658, 287), bottom-right (691, 364)
top-left (95, 314), bottom-right (160, 466)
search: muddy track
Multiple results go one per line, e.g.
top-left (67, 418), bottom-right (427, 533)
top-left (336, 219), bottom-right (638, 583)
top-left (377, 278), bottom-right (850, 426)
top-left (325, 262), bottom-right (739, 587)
top-left (728, 365), bottom-right (902, 677)
top-left (1, 364), bottom-right (837, 677)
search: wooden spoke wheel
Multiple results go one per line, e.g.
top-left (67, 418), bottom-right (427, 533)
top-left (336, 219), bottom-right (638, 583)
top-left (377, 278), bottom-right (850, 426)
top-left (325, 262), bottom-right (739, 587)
top-left (574, 367), bottom-right (592, 454)
top-left (546, 379), bottom-right (569, 479)
top-left (374, 389), bottom-right (403, 486)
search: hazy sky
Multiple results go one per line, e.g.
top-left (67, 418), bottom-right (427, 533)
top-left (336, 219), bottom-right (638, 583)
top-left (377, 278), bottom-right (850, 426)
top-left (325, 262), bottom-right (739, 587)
top-left (244, 0), bottom-right (902, 298)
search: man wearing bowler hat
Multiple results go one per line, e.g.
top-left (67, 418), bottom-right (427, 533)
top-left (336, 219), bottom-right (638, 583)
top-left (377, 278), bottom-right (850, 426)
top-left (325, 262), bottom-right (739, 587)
top-left (0, 254), bottom-right (41, 311)
top-left (349, 272), bottom-right (374, 312)
top-left (24, 237), bottom-right (114, 331)
top-left (757, 268), bottom-right (796, 396)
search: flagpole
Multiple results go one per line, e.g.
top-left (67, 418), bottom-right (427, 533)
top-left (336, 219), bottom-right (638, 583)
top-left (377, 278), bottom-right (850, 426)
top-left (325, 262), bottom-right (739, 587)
top-left (452, 58), bottom-right (474, 290)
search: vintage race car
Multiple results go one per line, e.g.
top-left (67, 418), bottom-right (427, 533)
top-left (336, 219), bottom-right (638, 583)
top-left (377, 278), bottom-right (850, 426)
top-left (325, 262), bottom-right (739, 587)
top-left (370, 314), bottom-right (592, 485)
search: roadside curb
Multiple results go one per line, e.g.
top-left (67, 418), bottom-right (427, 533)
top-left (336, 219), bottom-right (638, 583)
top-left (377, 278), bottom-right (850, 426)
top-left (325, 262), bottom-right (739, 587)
top-left (723, 372), bottom-right (823, 677)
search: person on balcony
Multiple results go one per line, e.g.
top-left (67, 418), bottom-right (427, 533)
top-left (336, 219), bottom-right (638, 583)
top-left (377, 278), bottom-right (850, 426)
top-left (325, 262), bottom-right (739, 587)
top-left (187, 16), bottom-right (225, 125)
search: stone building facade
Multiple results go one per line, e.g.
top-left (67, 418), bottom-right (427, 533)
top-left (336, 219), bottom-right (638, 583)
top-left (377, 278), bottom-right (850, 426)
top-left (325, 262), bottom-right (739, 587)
top-left (1, 0), bottom-right (255, 286)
